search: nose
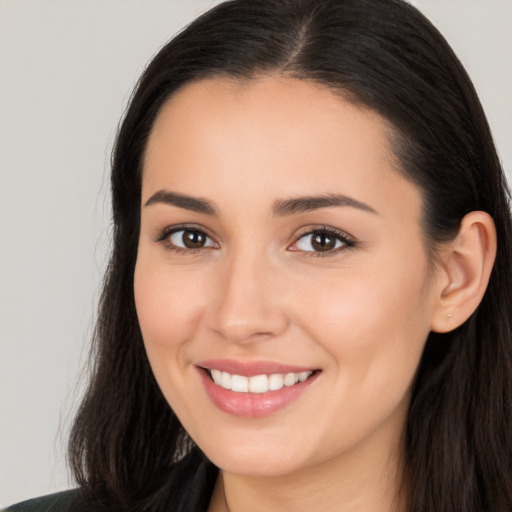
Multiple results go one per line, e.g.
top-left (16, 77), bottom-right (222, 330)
top-left (207, 249), bottom-right (289, 345)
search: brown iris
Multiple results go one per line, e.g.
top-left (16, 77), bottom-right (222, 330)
top-left (181, 230), bottom-right (207, 249)
top-left (311, 232), bottom-right (337, 252)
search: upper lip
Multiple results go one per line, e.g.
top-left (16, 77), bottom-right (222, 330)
top-left (197, 359), bottom-right (319, 377)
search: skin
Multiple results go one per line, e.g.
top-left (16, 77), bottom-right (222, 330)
top-left (134, 76), bottom-right (450, 511)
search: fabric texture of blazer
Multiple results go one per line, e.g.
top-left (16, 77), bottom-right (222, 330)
top-left (2, 450), bottom-right (218, 512)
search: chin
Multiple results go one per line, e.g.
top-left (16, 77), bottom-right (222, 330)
top-left (210, 449), bottom-right (307, 478)
top-left (190, 423), bottom-right (317, 477)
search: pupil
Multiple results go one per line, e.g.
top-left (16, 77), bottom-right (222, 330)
top-left (312, 233), bottom-right (335, 251)
top-left (183, 230), bottom-right (205, 248)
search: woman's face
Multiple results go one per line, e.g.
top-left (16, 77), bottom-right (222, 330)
top-left (134, 76), bottom-right (444, 477)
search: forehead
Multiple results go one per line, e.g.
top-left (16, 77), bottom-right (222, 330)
top-left (142, 76), bottom-right (421, 223)
top-left (146, 76), bottom-right (394, 173)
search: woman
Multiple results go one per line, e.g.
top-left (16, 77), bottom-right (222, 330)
top-left (5, 0), bottom-right (511, 510)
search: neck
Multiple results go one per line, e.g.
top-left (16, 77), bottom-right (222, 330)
top-left (209, 427), bottom-right (407, 512)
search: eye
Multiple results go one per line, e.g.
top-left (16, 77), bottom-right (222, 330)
top-left (158, 227), bottom-right (217, 251)
top-left (170, 229), bottom-right (214, 249)
top-left (289, 228), bottom-right (354, 256)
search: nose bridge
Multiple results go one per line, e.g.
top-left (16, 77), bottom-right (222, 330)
top-left (209, 242), bottom-right (288, 344)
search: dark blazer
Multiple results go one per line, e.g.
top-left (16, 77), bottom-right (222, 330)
top-left (2, 490), bottom-right (90, 512)
top-left (2, 450), bottom-right (218, 512)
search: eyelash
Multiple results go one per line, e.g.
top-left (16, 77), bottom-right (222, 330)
top-left (155, 224), bottom-right (356, 258)
top-left (290, 226), bottom-right (356, 257)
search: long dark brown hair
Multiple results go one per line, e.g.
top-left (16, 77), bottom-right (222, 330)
top-left (69, 0), bottom-right (512, 510)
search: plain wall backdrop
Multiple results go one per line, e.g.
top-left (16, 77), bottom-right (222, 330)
top-left (1, 0), bottom-right (511, 506)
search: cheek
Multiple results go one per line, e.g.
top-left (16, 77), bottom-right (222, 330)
top-left (309, 273), bottom-right (429, 342)
top-left (289, 260), bottom-right (433, 453)
top-left (295, 253), bottom-right (433, 392)
top-left (133, 256), bottom-right (207, 359)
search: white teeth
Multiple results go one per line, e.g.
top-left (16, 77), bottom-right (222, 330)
top-left (298, 371), bottom-right (310, 382)
top-left (268, 373), bottom-right (284, 391)
top-left (284, 373), bottom-right (297, 387)
top-left (211, 369), bottom-right (222, 385)
top-left (249, 374), bottom-right (269, 393)
top-left (208, 369), bottom-right (313, 393)
top-left (221, 371), bottom-right (232, 390)
top-left (231, 374), bottom-right (249, 392)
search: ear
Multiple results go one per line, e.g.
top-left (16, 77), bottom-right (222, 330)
top-left (431, 211), bottom-right (497, 333)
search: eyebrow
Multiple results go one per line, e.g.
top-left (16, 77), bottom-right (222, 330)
top-left (272, 194), bottom-right (378, 217)
top-left (144, 190), bottom-right (217, 215)
top-left (144, 189), bottom-right (378, 216)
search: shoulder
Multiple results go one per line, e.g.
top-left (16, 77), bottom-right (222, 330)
top-left (2, 489), bottom-right (97, 512)
top-left (2, 451), bottom-right (217, 512)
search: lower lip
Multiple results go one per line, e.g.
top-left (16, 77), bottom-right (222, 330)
top-left (197, 368), bottom-right (319, 418)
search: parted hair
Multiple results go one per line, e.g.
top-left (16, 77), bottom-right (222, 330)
top-left (69, 0), bottom-right (512, 510)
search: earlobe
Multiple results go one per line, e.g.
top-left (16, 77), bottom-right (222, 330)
top-left (431, 211), bottom-right (497, 333)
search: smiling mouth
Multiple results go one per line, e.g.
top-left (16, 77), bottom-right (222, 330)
top-left (203, 368), bottom-right (319, 393)
top-left (197, 363), bottom-right (321, 417)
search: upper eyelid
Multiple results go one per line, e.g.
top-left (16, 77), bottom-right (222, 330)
top-left (296, 226), bottom-right (350, 236)
top-left (292, 225), bottom-right (355, 242)
top-left (154, 223), bottom-right (216, 242)
top-left (155, 223), bottom-right (352, 238)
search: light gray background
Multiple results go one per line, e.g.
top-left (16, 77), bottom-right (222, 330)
top-left (1, 0), bottom-right (511, 506)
